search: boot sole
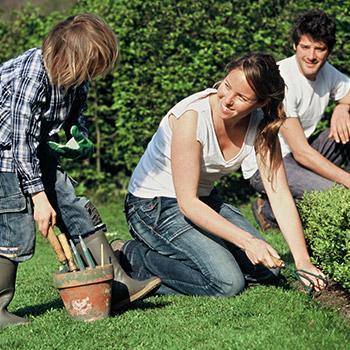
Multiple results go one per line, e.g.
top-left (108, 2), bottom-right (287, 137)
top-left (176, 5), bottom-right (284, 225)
top-left (111, 277), bottom-right (161, 312)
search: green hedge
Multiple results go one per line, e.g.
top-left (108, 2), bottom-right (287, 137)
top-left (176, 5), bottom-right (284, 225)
top-left (298, 186), bottom-right (350, 290)
top-left (1, 0), bottom-right (350, 197)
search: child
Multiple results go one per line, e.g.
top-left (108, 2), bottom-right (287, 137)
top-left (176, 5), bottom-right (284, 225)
top-left (0, 14), bottom-right (160, 328)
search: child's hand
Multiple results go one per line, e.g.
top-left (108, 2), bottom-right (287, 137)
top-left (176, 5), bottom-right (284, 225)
top-left (48, 126), bottom-right (94, 159)
top-left (31, 192), bottom-right (57, 237)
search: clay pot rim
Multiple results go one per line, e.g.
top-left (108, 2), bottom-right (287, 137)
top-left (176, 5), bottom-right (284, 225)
top-left (53, 264), bottom-right (114, 289)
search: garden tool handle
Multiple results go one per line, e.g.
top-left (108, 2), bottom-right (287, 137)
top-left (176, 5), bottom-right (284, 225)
top-left (47, 227), bottom-right (67, 265)
top-left (58, 233), bottom-right (78, 272)
top-left (271, 256), bottom-right (285, 268)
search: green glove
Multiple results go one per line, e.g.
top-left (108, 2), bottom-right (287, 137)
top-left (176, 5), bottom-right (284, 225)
top-left (48, 126), bottom-right (94, 159)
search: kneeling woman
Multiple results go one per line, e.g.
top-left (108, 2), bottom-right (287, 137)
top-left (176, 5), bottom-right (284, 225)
top-left (116, 53), bottom-right (325, 296)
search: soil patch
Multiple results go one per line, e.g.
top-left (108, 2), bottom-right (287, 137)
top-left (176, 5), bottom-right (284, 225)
top-left (291, 279), bottom-right (350, 321)
top-left (314, 281), bottom-right (350, 321)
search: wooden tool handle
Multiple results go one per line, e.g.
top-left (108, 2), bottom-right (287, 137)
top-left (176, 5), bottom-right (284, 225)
top-left (271, 256), bottom-right (285, 268)
top-left (58, 233), bottom-right (78, 272)
top-left (47, 227), bottom-right (67, 264)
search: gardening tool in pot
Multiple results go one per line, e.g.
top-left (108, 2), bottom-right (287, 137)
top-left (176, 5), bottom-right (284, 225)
top-left (47, 227), bottom-right (69, 272)
top-left (57, 233), bottom-right (78, 272)
top-left (46, 227), bottom-right (114, 321)
top-left (69, 239), bottom-right (85, 271)
top-left (47, 227), bottom-right (77, 272)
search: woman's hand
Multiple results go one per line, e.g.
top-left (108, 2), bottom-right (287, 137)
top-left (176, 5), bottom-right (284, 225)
top-left (295, 260), bottom-right (327, 292)
top-left (31, 191), bottom-right (56, 237)
top-left (244, 237), bottom-right (282, 269)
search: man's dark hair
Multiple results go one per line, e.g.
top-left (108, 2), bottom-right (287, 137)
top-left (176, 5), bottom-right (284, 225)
top-left (292, 10), bottom-right (336, 52)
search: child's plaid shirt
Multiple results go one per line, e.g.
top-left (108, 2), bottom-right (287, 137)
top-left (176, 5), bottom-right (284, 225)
top-left (0, 48), bottom-right (89, 194)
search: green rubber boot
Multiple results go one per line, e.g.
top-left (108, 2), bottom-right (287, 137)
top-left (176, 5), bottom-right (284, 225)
top-left (0, 257), bottom-right (30, 328)
top-left (77, 231), bottom-right (161, 311)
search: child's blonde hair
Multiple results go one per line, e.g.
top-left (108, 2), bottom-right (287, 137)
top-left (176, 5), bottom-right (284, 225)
top-left (43, 13), bottom-right (118, 88)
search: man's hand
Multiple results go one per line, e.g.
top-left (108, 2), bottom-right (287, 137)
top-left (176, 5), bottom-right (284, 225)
top-left (48, 125), bottom-right (94, 159)
top-left (329, 104), bottom-right (350, 144)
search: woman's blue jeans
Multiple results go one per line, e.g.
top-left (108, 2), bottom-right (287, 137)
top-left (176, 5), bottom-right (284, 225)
top-left (122, 191), bottom-right (278, 297)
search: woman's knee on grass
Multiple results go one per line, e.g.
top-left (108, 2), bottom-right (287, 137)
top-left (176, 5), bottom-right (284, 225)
top-left (205, 266), bottom-right (246, 297)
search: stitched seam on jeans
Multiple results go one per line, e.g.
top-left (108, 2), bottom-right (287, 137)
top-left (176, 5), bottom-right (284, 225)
top-left (127, 219), bottom-right (222, 291)
top-left (221, 203), bottom-right (243, 216)
top-left (130, 212), bottom-right (214, 287)
top-left (0, 245), bottom-right (19, 259)
top-left (133, 209), bottom-right (193, 244)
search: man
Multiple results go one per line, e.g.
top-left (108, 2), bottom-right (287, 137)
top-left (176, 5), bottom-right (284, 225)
top-left (242, 9), bottom-right (350, 230)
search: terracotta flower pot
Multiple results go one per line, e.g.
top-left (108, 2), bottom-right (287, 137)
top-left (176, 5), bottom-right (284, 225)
top-left (53, 264), bottom-right (113, 322)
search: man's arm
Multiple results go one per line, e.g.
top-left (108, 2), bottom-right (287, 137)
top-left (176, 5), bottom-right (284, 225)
top-left (329, 89), bottom-right (350, 144)
top-left (280, 117), bottom-right (350, 188)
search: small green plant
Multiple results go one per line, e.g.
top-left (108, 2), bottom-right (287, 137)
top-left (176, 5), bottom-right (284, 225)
top-left (298, 185), bottom-right (350, 290)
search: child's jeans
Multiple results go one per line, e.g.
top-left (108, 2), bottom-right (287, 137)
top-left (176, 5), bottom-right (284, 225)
top-left (0, 172), bottom-right (35, 261)
top-left (0, 146), bottom-right (102, 262)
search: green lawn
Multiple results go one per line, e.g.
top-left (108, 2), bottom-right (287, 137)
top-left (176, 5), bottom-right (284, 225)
top-left (0, 198), bottom-right (349, 350)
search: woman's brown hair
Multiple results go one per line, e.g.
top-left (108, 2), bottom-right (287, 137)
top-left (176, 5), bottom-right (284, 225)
top-left (226, 53), bottom-right (286, 183)
top-left (42, 13), bottom-right (118, 88)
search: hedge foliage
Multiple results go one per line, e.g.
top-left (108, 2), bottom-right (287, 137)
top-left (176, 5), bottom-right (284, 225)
top-left (298, 186), bottom-right (350, 290)
top-left (0, 0), bottom-right (350, 197)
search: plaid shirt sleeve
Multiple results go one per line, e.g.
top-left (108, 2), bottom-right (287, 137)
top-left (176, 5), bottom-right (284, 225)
top-left (11, 77), bottom-right (47, 193)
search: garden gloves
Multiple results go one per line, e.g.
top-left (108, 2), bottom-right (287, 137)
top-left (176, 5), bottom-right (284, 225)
top-left (48, 125), bottom-right (94, 159)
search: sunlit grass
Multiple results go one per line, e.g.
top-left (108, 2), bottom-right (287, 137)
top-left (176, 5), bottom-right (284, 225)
top-left (1, 197), bottom-right (349, 350)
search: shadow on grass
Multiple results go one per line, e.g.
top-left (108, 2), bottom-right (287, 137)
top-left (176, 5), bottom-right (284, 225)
top-left (15, 298), bottom-right (171, 318)
top-left (245, 254), bottom-right (301, 294)
top-left (15, 298), bottom-right (63, 317)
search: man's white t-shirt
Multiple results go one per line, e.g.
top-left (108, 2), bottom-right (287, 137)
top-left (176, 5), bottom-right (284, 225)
top-left (241, 55), bottom-right (350, 179)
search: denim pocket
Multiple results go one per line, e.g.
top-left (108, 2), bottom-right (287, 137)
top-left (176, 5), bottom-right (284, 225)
top-left (128, 196), bottom-right (193, 255)
top-left (139, 197), bottom-right (160, 212)
top-left (0, 173), bottom-right (34, 262)
top-left (138, 197), bottom-right (161, 226)
top-left (0, 173), bottom-right (26, 213)
top-left (0, 194), bottom-right (26, 213)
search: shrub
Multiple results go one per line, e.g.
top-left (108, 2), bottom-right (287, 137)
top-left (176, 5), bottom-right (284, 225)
top-left (1, 0), bottom-right (350, 195)
top-left (297, 185), bottom-right (350, 290)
